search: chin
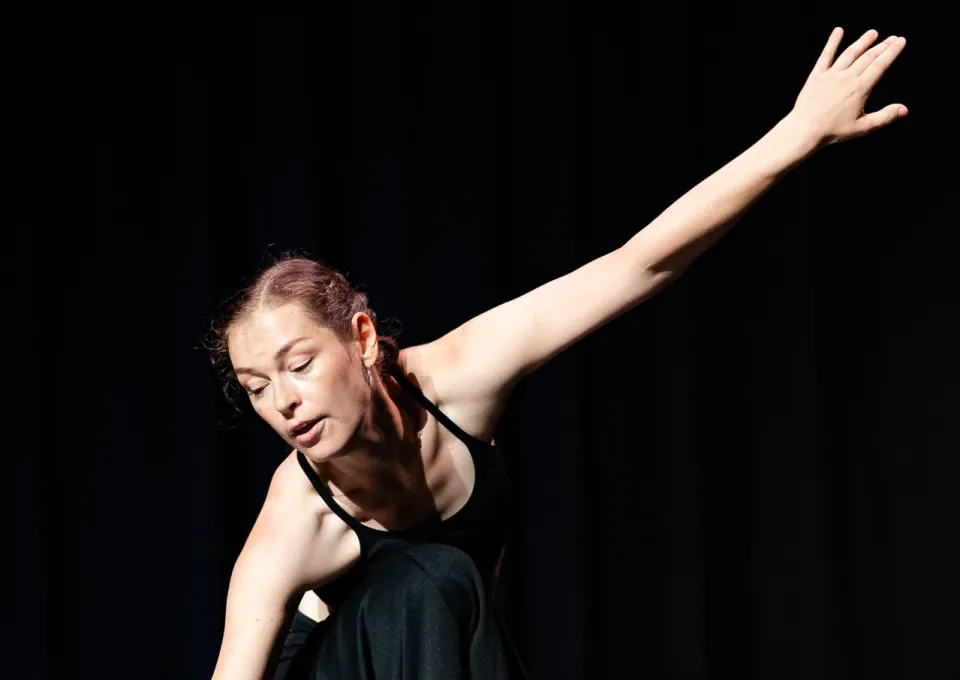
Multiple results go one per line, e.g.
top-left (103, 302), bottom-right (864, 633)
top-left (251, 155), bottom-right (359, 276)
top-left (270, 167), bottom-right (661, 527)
top-left (295, 440), bottom-right (332, 462)
top-left (295, 430), bottom-right (347, 463)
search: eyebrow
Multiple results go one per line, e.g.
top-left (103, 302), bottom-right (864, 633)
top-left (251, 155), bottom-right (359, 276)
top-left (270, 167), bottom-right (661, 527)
top-left (234, 337), bottom-right (313, 376)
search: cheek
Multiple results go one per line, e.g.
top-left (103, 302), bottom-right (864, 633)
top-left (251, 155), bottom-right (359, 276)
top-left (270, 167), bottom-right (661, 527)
top-left (322, 361), bottom-right (369, 418)
top-left (320, 353), bottom-right (361, 393)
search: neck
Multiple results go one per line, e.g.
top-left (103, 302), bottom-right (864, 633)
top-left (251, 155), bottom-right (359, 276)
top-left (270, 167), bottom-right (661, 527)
top-left (323, 373), bottom-right (424, 498)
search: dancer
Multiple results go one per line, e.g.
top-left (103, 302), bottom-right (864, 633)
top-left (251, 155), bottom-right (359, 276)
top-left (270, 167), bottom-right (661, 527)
top-left (209, 28), bottom-right (907, 680)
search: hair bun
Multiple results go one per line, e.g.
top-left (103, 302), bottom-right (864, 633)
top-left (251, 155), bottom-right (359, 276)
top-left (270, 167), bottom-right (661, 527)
top-left (377, 336), bottom-right (400, 375)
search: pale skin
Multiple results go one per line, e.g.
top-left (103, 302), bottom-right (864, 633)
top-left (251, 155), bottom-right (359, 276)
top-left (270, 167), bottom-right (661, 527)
top-left (210, 28), bottom-right (907, 680)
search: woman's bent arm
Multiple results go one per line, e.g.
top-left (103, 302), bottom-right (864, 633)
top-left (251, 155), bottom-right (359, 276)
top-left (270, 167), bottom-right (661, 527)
top-left (211, 544), bottom-right (300, 680)
top-left (211, 460), bottom-right (334, 680)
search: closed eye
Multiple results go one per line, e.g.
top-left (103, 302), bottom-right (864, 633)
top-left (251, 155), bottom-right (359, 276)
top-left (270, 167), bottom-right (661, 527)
top-left (292, 359), bottom-right (312, 373)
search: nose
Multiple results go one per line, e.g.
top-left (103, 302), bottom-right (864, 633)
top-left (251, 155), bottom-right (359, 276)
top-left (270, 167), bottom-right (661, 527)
top-left (272, 376), bottom-right (301, 415)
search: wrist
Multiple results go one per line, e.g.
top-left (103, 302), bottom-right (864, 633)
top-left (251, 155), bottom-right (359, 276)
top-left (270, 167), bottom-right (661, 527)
top-left (771, 111), bottom-right (824, 161)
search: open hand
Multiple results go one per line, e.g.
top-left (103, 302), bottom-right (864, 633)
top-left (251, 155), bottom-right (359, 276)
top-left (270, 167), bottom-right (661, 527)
top-left (791, 28), bottom-right (908, 148)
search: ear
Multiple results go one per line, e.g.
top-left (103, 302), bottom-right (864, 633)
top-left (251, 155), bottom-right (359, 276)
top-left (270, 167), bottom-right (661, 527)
top-left (352, 311), bottom-right (380, 369)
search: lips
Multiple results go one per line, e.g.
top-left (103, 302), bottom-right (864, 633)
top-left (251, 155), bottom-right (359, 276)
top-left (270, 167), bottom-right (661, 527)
top-left (289, 417), bottom-right (323, 439)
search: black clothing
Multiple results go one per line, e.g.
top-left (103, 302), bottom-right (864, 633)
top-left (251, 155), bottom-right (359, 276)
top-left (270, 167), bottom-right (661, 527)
top-left (277, 544), bottom-right (525, 679)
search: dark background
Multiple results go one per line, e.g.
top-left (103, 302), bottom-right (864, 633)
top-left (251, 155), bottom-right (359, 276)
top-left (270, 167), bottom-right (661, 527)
top-left (12, 2), bottom-right (958, 679)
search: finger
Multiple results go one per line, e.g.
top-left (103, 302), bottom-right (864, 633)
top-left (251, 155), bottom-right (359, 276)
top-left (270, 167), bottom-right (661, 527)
top-left (861, 37), bottom-right (906, 85)
top-left (833, 29), bottom-right (879, 70)
top-left (813, 27), bottom-right (845, 72)
top-left (850, 103), bottom-right (909, 139)
top-left (851, 35), bottom-right (897, 75)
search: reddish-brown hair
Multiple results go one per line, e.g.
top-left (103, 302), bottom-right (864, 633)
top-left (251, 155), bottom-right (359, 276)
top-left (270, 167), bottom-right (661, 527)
top-left (206, 254), bottom-right (399, 410)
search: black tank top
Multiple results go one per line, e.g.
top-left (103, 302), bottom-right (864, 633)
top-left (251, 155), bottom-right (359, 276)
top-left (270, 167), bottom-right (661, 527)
top-left (295, 367), bottom-right (513, 611)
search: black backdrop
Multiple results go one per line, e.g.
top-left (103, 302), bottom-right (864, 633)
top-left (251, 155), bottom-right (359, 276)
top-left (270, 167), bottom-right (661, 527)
top-left (12, 2), bottom-right (958, 679)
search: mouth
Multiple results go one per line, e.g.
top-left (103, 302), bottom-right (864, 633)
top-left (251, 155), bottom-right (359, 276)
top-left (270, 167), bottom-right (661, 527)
top-left (290, 417), bottom-right (324, 444)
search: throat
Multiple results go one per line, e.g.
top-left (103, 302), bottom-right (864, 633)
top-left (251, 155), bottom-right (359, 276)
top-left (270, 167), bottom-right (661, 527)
top-left (324, 451), bottom-right (439, 531)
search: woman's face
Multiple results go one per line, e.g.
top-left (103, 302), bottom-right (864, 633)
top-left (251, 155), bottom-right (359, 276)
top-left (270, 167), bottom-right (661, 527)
top-left (227, 303), bottom-right (374, 461)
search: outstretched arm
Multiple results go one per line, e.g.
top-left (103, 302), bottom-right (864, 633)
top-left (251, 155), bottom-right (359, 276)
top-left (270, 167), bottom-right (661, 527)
top-left (417, 28), bottom-right (908, 440)
top-left (625, 29), bottom-right (908, 279)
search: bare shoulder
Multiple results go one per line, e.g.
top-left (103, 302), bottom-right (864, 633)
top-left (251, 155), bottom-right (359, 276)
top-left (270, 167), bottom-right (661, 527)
top-left (395, 243), bottom-right (654, 445)
top-left (236, 451), bottom-right (348, 592)
top-left (398, 343), bottom-right (504, 444)
top-left (255, 450), bottom-right (329, 534)
top-left (263, 449), bottom-right (327, 513)
top-left (397, 344), bottom-right (456, 409)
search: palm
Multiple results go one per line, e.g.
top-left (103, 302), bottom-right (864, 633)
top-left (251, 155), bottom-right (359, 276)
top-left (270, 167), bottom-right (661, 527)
top-left (793, 28), bottom-right (908, 147)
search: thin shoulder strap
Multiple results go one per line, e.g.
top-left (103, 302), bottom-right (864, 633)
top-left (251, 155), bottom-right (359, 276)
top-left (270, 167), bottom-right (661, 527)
top-left (390, 366), bottom-right (491, 450)
top-left (296, 451), bottom-right (367, 531)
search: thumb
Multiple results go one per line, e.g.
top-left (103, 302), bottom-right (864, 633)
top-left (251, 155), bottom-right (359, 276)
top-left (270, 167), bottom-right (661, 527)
top-left (850, 103), bottom-right (909, 139)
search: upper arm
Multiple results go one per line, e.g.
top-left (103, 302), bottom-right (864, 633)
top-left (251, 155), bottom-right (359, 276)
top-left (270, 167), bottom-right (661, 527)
top-left (211, 464), bottom-right (329, 680)
top-left (418, 244), bottom-right (675, 436)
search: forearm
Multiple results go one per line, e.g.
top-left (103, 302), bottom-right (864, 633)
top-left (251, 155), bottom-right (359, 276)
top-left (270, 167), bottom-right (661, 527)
top-left (211, 541), bottom-right (303, 680)
top-left (623, 113), bottom-right (820, 274)
top-left (211, 606), bottom-right (292, 680)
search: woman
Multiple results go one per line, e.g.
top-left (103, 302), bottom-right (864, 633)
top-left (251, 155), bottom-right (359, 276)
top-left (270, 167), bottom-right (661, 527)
top-left (208, 28), bottom-right (907, 680)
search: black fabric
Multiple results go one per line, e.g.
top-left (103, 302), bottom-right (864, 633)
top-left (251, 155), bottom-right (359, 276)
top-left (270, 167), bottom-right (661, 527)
top-left (296, 365), bottom-right (513, 612)
top-left (276, 543), bottom-right (526, 680)
top-left (275, 611), bottom-right (320, 680)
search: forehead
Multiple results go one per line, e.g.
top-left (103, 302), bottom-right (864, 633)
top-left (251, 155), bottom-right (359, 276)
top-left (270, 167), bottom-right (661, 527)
top-left (228, 303), bottom-right (333, 365)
